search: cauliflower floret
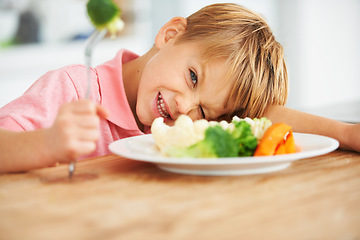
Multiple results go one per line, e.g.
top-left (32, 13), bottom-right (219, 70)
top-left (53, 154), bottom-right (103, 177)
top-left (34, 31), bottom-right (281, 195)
top-left (193, 119), bottom-right (210, 139)
top-left (151, 117), bottom-right (170, 150)
top-left (219, 120), bottom-right (231, 130)
top-left (151, 115), bottom-right (209, 154)
top-left (251, 118), bottom-right (272, 140)
top-left (167, 115), bottom-right (198, 148)
top-left (232, 116), bottom-right (272, 140)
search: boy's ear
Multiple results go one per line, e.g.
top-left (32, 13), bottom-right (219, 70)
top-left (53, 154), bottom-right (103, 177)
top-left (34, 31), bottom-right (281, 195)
top-left (155, 17), bottom-right (187, 49)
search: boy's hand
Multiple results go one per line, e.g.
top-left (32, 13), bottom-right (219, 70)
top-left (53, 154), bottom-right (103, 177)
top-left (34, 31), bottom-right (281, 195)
top-left (44, 100), bottom-right (109, 163)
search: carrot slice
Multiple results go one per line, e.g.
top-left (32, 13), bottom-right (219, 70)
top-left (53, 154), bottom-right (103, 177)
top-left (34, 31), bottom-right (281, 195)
top-left (274, 140), bottom-right (286, 155)
top-left (253, 123), bottom-right (292, 156)
top-left (284, 130), bottom-right (296, 154)
top-left (274, 131), bottom-right (296, 155)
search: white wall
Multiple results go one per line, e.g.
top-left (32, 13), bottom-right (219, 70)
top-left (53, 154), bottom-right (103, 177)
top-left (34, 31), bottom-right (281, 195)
top-left (278, 0), bottom-right (360, 110)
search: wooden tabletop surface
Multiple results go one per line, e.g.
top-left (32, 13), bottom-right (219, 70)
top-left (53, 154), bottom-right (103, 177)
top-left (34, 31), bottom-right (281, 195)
top-left (1, 150), bottom-right (360, 240)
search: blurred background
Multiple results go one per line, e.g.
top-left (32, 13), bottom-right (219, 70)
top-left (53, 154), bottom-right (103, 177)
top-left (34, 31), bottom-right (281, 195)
top-left (0, 0), bottom-right (359, 121)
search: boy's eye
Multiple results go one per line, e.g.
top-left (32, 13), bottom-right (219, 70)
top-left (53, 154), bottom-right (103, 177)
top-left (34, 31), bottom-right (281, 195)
top-left (189, 69), bottom-right (204, 118)
top-left (190, 70), bottom-right (198, 86)
top-left (199, 105), bottom-right (206, 119)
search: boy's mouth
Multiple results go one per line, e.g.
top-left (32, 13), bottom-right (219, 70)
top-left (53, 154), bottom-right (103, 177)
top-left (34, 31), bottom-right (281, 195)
top-left (157, 93), bottom-right (170, 118)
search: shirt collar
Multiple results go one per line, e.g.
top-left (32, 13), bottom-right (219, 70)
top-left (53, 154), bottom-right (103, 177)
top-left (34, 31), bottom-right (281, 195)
top-left (95, 49), bottom-right (142, 132)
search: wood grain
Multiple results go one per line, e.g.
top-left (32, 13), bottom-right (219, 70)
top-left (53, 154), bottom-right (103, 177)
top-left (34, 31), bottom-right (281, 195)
top-left (0, 150), bottom-right (360, 240)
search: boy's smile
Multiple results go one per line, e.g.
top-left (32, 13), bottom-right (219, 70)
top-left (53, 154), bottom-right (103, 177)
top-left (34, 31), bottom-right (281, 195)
top-left (156, 92), bottom-right (170, 118)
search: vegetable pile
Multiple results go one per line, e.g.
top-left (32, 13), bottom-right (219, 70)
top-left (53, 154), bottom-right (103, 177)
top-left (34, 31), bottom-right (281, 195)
top-left (86, 0), bottom-right (124, 38)
top-left (151, 115), bottom-right (297, 158)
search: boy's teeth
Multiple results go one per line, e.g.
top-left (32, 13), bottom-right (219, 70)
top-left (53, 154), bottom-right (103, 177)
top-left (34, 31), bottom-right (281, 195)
top-left (157, 93), bottom-right (170, 118)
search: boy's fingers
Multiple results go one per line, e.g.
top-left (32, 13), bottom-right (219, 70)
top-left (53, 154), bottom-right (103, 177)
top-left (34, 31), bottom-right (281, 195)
top-left (73, 106), bottom-right (109, 128)
top-left (77, 128), bottom-right (100, 141)
top-left (49, 100), bottom-right (109, 162)
top-left (72, 100), bottom-right (97, 114)
top-left (96, 105), bottom-right (109, 119)
top-left (74, 115), bottom-right (100, 128)
top-left (70, 100), bottom-right (109, 119)
top-left (76, 141), bottom-right (97, 157)
top-left (62, 141), bottom-right (97, 162)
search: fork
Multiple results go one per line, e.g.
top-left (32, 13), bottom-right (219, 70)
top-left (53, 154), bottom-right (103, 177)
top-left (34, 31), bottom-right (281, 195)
top-left (68, 29), bottom-right (107, 179)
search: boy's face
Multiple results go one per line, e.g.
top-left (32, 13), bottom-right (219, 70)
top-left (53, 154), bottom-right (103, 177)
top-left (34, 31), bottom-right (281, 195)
top-left (136, 40), bottom-right (234, 127)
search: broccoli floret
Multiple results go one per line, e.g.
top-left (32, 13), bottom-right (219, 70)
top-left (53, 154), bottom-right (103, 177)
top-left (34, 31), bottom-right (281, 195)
top-left (166, 125), bottom-right (239, 158)
top-left (87, 0), bottom-right (123, 37)
top-left (196, 125), bottom-right (239, 157)
top-left (167, 124), bottom-right (250, 158)
top-left (231, 120), bottom-right (258, 156)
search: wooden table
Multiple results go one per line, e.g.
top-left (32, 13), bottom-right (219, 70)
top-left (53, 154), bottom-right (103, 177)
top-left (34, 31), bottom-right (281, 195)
top-left (1, 150), bottom-right (360, 240)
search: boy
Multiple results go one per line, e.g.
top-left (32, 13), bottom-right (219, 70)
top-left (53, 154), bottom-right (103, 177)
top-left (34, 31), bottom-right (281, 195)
top-left (0, 3), bottom-right (359, 173)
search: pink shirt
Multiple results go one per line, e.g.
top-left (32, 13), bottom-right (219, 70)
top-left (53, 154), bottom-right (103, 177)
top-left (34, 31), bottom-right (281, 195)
top-left (0, 49), bottom-right (148, 159)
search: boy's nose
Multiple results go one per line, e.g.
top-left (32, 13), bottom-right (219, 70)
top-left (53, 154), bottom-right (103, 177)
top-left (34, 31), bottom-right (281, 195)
top-left (175, 94), bottom-right (198, 116)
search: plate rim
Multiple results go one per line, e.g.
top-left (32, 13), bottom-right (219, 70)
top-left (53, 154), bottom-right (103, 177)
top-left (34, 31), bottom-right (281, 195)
top-left (108, 132), bottom-right (339, 166)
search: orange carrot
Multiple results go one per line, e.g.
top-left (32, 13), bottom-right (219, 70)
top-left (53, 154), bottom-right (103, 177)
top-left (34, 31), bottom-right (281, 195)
top-left (273, 131), bottom-right (297, 155)
top-left (274, 140), bottom-right (286, 155)
top-left (254, 123), bottom-right (292, 156)
top-left (284, 130), bottom-right (296, 154)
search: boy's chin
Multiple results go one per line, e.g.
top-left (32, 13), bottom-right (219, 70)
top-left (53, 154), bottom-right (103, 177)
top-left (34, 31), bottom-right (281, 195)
top-left (135, 111), bottom-right (150, 129)
top-left (137, 111), bottom-right (175, 127)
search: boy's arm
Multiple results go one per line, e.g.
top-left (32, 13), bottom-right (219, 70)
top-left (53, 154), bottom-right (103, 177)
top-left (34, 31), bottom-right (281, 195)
top-left (0, 100), bottom-right (108, 173)
top-left (0, 128), bottom-right (56, 172)
top-left (264, 105), bottom-right (360, 152)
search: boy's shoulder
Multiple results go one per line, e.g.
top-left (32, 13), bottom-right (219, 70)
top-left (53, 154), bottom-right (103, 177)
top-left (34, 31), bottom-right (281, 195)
top-left (58, 64), bottom-right (87, 74)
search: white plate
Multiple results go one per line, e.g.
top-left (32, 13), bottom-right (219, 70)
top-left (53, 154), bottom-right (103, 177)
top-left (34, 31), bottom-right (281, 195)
top-left (109, 133), bottom-right (339, 176)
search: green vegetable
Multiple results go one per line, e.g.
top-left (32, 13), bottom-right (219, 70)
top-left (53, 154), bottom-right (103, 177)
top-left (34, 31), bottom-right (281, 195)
top-left (87, 0), bottom-right (122, 36)
top-left (231, 120), bottom-right (258, 156)
top-left (165, 121), bottom-right (258, 158)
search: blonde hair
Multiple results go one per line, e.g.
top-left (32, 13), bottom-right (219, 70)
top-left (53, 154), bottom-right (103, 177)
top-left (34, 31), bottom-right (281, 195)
top-left (176, 3), bottom-right (288, 120)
